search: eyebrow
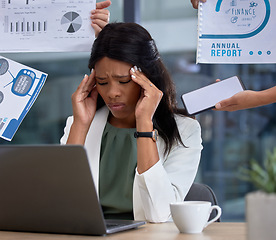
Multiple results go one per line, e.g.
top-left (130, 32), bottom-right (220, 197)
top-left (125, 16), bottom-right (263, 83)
top-left (95, 74), bottom-right (130, 80)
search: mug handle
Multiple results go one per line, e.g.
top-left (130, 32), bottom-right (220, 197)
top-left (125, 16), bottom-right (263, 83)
top-left (205, 205), bottom-right (222, 228)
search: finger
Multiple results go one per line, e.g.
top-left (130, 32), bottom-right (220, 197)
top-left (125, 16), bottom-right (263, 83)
top-left (91, 9), bottom-right (110, 16)
top-left (191, 0), bottom-right (198, 9)
top-left (91, 23), bottom-right (102, 36)
top-left (96, 0), bottom-right (111, 9)
top-left (91, 9), bottom-right (110, 19)
top-left (90, 85), bottom-right (98, 101)
top-left (214, 104), bottom-right (237, 112)
top-left (77, 74), bottom-right (89, 91)
top-left (131, 70), bottom-right (151, 90)
top-left (215, 79), bottom-right (221, 83)
top-left (214, 102), bottom-right (222, 110)
top-left (78, 71), bottom-right (95, 94)
top-left (215, 98), bottom-right (232, 110)
top-left (130, 66), bottom-right (156, 89)
top-left (72, 75), bottom-right (89, 102)
top-left (191, 0), bottom-right (206, 9)
top-left (88, 69), bottom-right (97, 89)
top-left (91, 19), bottom-right (109, 30)
top-left (130, 68), bottom-right (163, 100)
top-left (91, 12), bottom-right (110, 23)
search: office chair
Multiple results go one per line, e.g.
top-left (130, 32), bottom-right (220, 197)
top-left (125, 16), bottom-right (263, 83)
top-left (184, 183), bottom-right (221, 222)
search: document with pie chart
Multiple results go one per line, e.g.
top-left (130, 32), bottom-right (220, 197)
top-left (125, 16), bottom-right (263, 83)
top-left (197, 0), bottom-right (276, 63)
top-left (0, 0), bottom-right (96, 52)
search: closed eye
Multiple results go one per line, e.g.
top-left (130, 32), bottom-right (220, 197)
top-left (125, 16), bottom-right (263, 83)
top-left (119, 79), bottom-right (131, 84)
top-left (97, 82), bottom-right (108, 86)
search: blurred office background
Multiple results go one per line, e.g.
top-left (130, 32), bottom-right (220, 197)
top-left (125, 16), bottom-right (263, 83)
top-left (1, 0), bottom-right (276, 222)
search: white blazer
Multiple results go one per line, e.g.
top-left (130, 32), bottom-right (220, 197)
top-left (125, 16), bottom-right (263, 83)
top-left (60, 106), bottom-right (203, 223)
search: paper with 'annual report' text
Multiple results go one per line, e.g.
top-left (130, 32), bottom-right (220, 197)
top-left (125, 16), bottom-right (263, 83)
top-left (197, 0), bottom-right (275, 64)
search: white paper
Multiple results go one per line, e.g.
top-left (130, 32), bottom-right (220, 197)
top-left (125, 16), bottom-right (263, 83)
top-left (0, 0), bottom-right (96, 52)
top-left (0, 55), bottom-right (47, 141)
top-left (197, 0), bottom-right (275, 64)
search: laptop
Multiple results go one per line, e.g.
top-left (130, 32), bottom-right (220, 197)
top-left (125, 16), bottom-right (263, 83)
top-left (0, 145), bottom-right (145, 235)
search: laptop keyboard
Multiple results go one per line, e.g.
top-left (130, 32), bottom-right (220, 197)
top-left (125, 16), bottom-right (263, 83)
top-left (106, 223), bottom-right (127, 229)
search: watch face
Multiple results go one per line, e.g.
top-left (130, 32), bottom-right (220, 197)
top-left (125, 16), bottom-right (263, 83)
top-left (134, 129), bottom-right (158, 142)
top-left (153, 129), bottom-right (158, 142)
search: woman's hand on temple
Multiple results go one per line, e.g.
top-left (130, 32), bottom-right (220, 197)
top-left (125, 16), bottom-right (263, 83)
top-left (71, 71), bottom-right (98, 128)
top-left (91, 0), bottom-right (111, 37)
top-left (130, 66), bottom-right (163, 130)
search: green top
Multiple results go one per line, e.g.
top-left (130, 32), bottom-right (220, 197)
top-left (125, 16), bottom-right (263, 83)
top-left (99, 122), bottom-right (137, 220)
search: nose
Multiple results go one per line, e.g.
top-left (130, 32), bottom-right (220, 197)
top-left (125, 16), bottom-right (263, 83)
top-left (107, 82), bottom-right (121, 99)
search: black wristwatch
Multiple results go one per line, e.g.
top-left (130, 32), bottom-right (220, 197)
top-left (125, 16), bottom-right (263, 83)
top-left (134, 129), bottom-right (158, 142)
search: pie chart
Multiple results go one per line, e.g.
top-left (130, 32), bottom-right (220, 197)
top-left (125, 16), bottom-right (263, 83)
top-left (61, 12), bottom-right (82, 33)
top-left (0, 59), bottom-right (9, 76)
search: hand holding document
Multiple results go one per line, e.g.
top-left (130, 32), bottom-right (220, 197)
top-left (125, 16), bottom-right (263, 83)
top-left (0, 0), bottom-right (96, 52)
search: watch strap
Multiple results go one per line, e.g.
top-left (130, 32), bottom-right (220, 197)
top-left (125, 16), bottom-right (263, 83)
top-left (134, 129), bottom-right (158, 142)
top-left (134, 132), bottom-right (153, 138)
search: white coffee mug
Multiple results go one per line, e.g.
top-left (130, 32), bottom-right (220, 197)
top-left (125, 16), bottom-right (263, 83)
top-left (170, 201), bottom-right (222, 234)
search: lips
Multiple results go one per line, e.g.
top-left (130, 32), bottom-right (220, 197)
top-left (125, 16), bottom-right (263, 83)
top-left (107, 102), bottom-right (126, 111)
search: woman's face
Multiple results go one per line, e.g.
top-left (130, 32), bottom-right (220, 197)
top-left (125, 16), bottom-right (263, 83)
top-left (94, 57), bottom-right (141, 127)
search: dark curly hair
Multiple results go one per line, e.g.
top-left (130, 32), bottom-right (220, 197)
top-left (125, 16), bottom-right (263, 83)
top-left (88, 22), bottom-right (187, 154)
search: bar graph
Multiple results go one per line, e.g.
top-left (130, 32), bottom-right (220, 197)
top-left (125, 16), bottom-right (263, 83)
top-left (4, 16), bottom-right (8, 32)
top-left (7, 0), bottom-right (34, 4)
top-left (4, 16), bottom-right (47, 33)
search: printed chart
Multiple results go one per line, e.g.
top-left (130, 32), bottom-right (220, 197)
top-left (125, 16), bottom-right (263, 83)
top-left (0, 0), bottom-right (96, 52)
top-left (61, 12), bottom-right (82, 33)
top-left (0, 55), bottom-right (47, 141)
top-left (6, 0), bottom-right (34, 5)
top-left (4, 16), bottom-right (47, 34)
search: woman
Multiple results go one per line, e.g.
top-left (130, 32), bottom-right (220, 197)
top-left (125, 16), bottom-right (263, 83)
top-left (60, 23), bottom-right (202, 223)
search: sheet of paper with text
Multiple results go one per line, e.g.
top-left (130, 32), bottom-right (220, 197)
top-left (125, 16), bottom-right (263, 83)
top-left (0, 0), bottom-right (96, 52)
top-left (197, 0), bottom-right (275, 64)
top-left (0, 55), bottom-right (47, 141)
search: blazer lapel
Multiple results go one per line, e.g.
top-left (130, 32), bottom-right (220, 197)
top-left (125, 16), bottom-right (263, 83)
top-left (85, 106), bottom-right (109, 195)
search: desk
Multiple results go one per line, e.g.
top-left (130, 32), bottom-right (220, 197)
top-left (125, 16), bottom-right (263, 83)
top-left (0, 222), bottom-right (246, 240)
